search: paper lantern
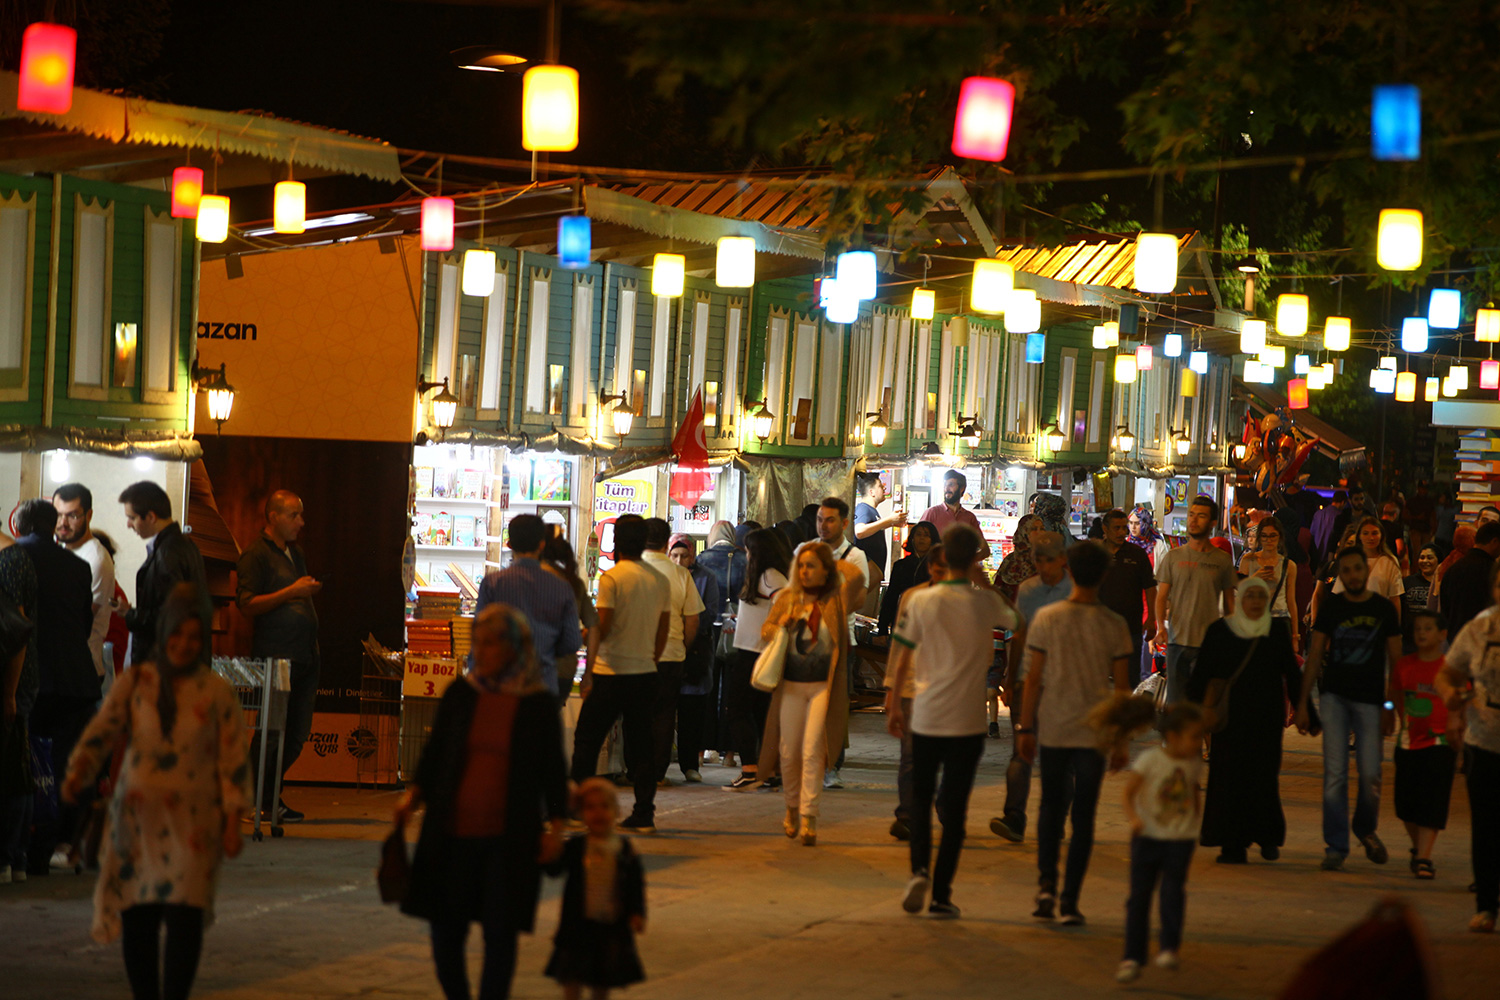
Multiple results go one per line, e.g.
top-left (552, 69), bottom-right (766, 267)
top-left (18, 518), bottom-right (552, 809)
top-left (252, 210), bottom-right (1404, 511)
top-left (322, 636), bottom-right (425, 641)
top-left (1395, 371), bottom-right (1417, 401)
top-left (521, 65), bottom-right (580, 152)
top-left (1401, 316), bottom-right (1429, 353)
top-left (1136, 344), bottom-right (1154, 370)
top-left (1092, 325), bottom-right (1110, 349)
top-left (1482, 360), bottom-right (1500, 390)
top-left (950, 316), bottom-right (970, 348)
top-left (273, 181), bottom-right (306, 235)
top-left (1450, 363), bottom-right (1470, 390)
top-left (1322, 361), bottom-right (1336, 382)
top-left (1241, 319), bottom-right (1267, 354)
top-left (1444, 375), bottom-right (1459, 397)
top-left (1275, 294), bottom-right (1309, 337)
top-left (1294, 354), bottom-right (1310, 374)
top-left (195, 195), bottom-right (230, 243)
top-left (1288, 378), bottom-right (1309, 409)
top-left (831, 250), bottom-right (874, 300)
top-left (17, 23), bottom-right (76, 115)
top-left (462, 248), bottom-right (496, 296)
top-left (1179, 368), bottom-right (1198, 397)
top-left (1007, 290), bottom-right (1041, 333)
top-left (1425, 377), bottom-right (1440, 401)
top-left (1243, 359), bottom-right (1261, 382)
top-left (825, 282), bottom-right (859, 323)
top-left (652, 253), bottom-right (686, 298)
top-left (1114, 354), bottom-right (1137, 384)
top-left (1134, 233), bottom-right (1178, 294)
top-left (421, 197), bottom-right (455, 251)
top-left (951, 77), bottom-right (1016, 161)
top-left (1025, 332), bottom-right (1046, 363)
top-left (1372, 367), bottom-right (1396, 393)
top-left (1429, 288), bottom-right (1461, 329)
top-left (1477, 308), bottom-right (1500, 343)
top-left (1090, 321), bottom-right (1119, 349)
top-left (1324, 316), bottom-right (1352, 351)
top-left (1377, 209), bottom-right (1423, 271)
top-left (1261, 345), bottom-right (1286, 368)
top-left (1306, 367), bottom-right (1326, 390)
top-left (555, 215), bottom-right (591, 269)
top-left (1189, 350), bottom-right (1208, 374)
top-left (971, 259), bottom-right (1014, 313)
top-left (170, 168), bottom-right (203, 219)
top-left (1164, 332), bottom-right (1183, 357)
top-left (715, 236), bottom-right (756, 287)
top-left (911, 288), bottom-right (935, 320)
top-left (1372, 84), bottom-right (1421, 162)
top-left (1381, 356), bottom-right (1398, 370)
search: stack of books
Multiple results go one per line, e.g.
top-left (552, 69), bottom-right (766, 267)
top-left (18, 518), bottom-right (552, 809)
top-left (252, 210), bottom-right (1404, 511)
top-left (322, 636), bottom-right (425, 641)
top-left (404, 619), bottom-right (452, 656)
top-left (1455, 429), bottom-right (1500, 517)
top-left (415, 589), bottom-right (462, 622)
top-left (451, 617), bottom-right (473, 664)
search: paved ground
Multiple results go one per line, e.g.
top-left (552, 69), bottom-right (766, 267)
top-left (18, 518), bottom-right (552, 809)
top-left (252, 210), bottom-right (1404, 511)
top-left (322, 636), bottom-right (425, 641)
top-left (3, 712), bottom-right (1495, 999)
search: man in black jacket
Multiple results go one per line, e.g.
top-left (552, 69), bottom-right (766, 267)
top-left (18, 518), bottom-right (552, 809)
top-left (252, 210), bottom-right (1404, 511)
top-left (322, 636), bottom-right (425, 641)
top-left (1440, 520), bottom-right (1500, 639)
top-left (14, 499), bottom-right (97, 872)
top-left (112, 481), bottom-right (208, 665)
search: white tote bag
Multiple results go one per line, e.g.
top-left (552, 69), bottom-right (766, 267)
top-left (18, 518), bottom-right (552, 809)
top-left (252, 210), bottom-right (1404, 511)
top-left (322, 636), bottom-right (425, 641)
top-left (750, 627), bottom-right (789, 692)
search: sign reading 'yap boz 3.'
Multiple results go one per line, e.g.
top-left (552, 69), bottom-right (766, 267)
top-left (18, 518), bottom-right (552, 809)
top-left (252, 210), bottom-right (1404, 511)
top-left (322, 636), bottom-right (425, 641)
top-left (197, 321), bottom-right (258, 340)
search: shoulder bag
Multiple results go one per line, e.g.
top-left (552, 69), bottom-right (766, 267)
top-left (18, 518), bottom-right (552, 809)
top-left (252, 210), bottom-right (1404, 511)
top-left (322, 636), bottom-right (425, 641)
top-left (1202, 637), bottom-right (1260, 735)
top-left (750, 625), bottom-right (788, 692)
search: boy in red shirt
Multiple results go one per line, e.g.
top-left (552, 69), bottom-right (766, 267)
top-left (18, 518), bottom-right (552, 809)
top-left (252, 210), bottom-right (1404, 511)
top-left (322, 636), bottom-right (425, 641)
top-left (1388, 610), bottom-right (1456, 879)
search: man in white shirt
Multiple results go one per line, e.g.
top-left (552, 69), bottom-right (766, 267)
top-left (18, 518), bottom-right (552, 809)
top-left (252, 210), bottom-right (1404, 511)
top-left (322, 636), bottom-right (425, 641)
top-left (53, 483), bottom-right (117, 690)
top-left (641, 518), bottom-right (705, 787)
top-left (571, 514), bottom-right (671, 834)
top-left (887, 525), bottom-right (1019, 919)
top-left (799, 496), bottom-right (867, 788)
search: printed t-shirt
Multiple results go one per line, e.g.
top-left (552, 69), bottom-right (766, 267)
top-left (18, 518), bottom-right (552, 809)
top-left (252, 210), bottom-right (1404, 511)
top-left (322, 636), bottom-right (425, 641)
top-left (1392, 653), bottom-right (1450, 749)
top-left (1131, 746), bottom-right (1202, 841)
top-left (1027, 600), bottom-right (1133, 748)
top-left (893, 581), bottom-right (1018, 737)
top-left (594, 559), bottom-right (671, 675)
top-left (1155, 544), bottom-right (1237, 647)
top-left (1312, 592), bottom-right (1402, 704)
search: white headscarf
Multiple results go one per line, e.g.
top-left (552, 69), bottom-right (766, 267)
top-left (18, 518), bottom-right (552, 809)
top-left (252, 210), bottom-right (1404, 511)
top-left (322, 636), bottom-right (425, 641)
top-left (1225, 575), bottom-right (1273, 640)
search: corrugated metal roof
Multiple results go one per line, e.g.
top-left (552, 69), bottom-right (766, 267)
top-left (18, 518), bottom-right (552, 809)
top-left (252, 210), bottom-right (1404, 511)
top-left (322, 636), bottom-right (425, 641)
top-left (994, 233), bottom-right (1196, 291)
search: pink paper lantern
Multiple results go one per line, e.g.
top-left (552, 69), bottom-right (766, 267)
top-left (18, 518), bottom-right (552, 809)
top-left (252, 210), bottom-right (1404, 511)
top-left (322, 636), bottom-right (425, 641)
top-left (1484, 360), bottom-right (1500, 390)
top-left (951, 77), bottom-right (1015, 162)
top-left (18, 23), bottom-right (77, 115)
top-left (421, 197), bottom-right (455, 251)
top-left (1135, 344), bottom-right (1154, 370)
top-left (170, 167), bottom-right (203, 219)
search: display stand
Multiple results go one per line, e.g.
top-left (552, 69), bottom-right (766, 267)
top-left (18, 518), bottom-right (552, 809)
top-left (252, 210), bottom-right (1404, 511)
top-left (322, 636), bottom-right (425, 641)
top-left (212, 656), bottom-right (289, 841)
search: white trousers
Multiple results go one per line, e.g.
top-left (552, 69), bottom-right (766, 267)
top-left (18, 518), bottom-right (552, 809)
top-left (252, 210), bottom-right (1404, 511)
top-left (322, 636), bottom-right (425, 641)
top-left (780, 680), bottom-right (831, 818)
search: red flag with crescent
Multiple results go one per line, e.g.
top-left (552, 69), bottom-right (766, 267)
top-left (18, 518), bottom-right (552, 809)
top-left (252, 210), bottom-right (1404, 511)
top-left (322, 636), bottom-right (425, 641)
top-left (670, 388), bottom-right (712, 507)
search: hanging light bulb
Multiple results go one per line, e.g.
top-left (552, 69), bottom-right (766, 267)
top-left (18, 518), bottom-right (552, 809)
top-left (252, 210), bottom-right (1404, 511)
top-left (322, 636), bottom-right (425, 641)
top-left (421, 197), bottom-right (455, 251)
top-left (558, 215), bottom-right (592, 269)
top-left (1025, 332), bottom-right (1046, 363)
top-left (652, 253), bottom-right (686, 298)
top-left (1189, 350), bottom-right (1209, 374)
top-left (1395, 371), bottom-right (1418, 401)
top-left (715, 236), bottom-right (756, 288)
top-left (1276, 294), bottom-right (1309, 336)
top-left (1449, 363), bottom-right (1470, 390)
top-left (462, 248), bottom-right (496, 296)
top-left (171, 167), bottom-right (204, 219)
top-left (1377, 209), bottom-right (1423, 271)
top-left (911, 288), bottom-right (936, 320)
top-left (951, 76), bottom-right (1016, 161)
top-left (1134, 233), bottom-right (1178, 293)
top-left (1179, 368), bottom-right (1198, 397)
top-left (1401, 317), bottom-right (1430, 352)
top-left (1007, 290), bottom-right (1042, 333)
top-left (1429, 288), bottom-right (1462, 329)
top-left (1136, 344), bottom-right (1154, 370)
top-left (1477, 308), bottom-right (1500, 343)
top-left (1164, 332), bottom-right (1183, 357)
top-left (195, 195), bottom-right (230, 243)
top-left (1240, 319), bottom-right (1267, 354)
top-left (836, 250), bottom-right (877, 300)
top-left (521, 65), bottom-right (580, 151)
top-left (273, 180), bottom-right (306, 235)
top-left (17, 23), bottom-right (76, 115)
top-left (1287, 379), bottom-right (1309, 409)
top-left (1294, 354), bottom-right (1311, 374)
top-left (1483, 360), bottom-right (1500, 389)
top-left (1323, 316), bottom-right (1352, 351)
top-left (1114, 353), bottom-right (1137, 383)
top-left (1425, 377), bottom-right (1441, 401)
top-left (971, 259), bottom-right (1014, 313)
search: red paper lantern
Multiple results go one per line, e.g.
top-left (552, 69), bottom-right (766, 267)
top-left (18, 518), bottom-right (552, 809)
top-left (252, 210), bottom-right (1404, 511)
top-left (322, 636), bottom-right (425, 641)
top-left (1484, 360), bottom-right (1500, 390)
top-left (951, 77), bottom-right (1015, 162)
top-left (421, 197), bottom-right (455, 251)
top-left (1287, 378), bottom-right (1309, 409)
top-left (170, 167), bottom-right (203, 219)
top-left (18, 23), bottom-right (77, 115)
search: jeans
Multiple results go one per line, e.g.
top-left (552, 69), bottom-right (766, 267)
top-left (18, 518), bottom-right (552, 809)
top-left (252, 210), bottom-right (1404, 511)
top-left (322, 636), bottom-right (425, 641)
top-left (651, 660), bottom-right (685, 781)
top-left (571, 673), bottom-right (659, 820)
top-left (1123, 837), bottom-right (1194, 963)
top-left (429, 918), bottom-right (518, 1000)
top-left (779, 680), bottom-right (830, 817)
top-left (120, 903), bottom-right (204, 1000)
top-left (1036, 746), bottom-right (1107, 909)
top-left (727, 649), bottom-right (770, 767)
top-left (249, 658), bottom-right (320, 807)
top-left (895, 697), bottom-right (914, 821)
top-left (1468, 745), bottom-right (1500, 914)
top-left (1318, 691), bottom-right (1383, 856)
top-left (909, 733), bottom-right (985, 905)
top-left (1165, 645), bottom-right (1199, 708)
top-left (1001, 679), bottom-right (1031, 835)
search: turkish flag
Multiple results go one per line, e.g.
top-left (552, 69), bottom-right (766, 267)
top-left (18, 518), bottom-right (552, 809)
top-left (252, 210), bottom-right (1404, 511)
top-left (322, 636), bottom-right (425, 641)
top-left (672, 388), bottom-right (710, 466)
top-left (670, 468), bottom-right (713, 508)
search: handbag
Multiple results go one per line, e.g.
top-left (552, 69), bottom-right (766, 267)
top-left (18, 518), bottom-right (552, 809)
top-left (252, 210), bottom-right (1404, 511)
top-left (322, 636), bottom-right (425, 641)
top-left (377, 824), bottom-right (411, 904)
top-left (1202, 638), bottom-right (1261, 735)
top-left (750, 626), bottom-right (788, 692)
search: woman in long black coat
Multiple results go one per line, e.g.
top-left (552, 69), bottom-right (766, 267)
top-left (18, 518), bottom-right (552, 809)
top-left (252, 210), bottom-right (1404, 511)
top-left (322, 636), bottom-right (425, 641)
top-left (396, 604), bottom-right (569, 1000)
top-left (1187, 576), bottom-right (1303, 864)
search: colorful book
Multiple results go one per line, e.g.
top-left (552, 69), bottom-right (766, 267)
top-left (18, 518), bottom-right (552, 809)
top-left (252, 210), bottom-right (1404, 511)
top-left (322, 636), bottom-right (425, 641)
top-left (415, 466), bottom-right (434, 498)
top-left (456, 469), bottom-right (484, 500)
top-left (428, 512), bottom-right (454, 546)
top-left (453, 515), bottom-right (476, 548)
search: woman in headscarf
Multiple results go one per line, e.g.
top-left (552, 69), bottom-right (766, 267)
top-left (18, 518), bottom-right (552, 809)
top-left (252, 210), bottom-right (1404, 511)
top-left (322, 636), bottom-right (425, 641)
top-left (396, 603), bottom-right (569, 1000)
top-left (62, 583), bottom-right (248, 999)
top-left (1186, 576), bottom-right (1303, 864)
top-left (695, 520), bottom-right (745, 618)
top-left (994, 514), bottom-right (1043, 603)
top-left (1238, 516), bottom-right (1299, 650)
top-left (1033, 493), bottom-right (1075, 543)
top-left (878, 520), bottom-right (940, 633)
top-left (1127, 505), bottom-right (1171, 567)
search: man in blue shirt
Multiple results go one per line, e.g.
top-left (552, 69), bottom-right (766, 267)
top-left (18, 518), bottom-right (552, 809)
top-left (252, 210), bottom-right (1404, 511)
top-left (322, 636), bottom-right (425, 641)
top-left (989, 532), bottom-right (1070, 843)
top-left (476, 514), bottom-right (581, 705)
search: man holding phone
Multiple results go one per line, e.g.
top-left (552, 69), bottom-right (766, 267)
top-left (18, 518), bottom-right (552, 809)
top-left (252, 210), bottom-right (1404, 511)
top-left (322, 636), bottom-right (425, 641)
top-left (237, 490), bottom-right (322, 823)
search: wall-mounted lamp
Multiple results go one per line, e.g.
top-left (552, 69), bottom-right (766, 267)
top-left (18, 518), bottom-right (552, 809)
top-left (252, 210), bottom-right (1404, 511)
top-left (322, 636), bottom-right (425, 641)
top-left (1173, 429), bottom-right (1192, 458)
top-left (599, 389), bottom-right (635, 437)
top-left (950, 415), bottom-right (981, 449)
top-left (1232, 441), bottom-right (1248, 462)
top-left (1045, 423), bottom-right (1065, 452)
top-left (865, 411), bottom-right (889, 447)
top-left (1114, 425), bottom-right (1136, 451)
top-left (418, 376), bottom-right (459, 437)
top-left (746, 399), bottom-right (775, 441)
top-left (191, 362), bottom-right (236, 434)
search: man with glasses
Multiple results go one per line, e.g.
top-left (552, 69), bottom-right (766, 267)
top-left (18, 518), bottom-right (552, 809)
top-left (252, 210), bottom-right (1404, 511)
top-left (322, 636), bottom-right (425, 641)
top-left (53, 484), bottom-right (116, 693)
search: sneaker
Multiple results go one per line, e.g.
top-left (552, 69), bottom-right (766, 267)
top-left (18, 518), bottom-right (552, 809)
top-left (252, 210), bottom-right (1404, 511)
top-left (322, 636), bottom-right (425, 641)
top-left (49, 849), bottom-right (74, 872)
top-left (1320, 850), bottom-right (1346, 871)
top-left (901, 873), bottom-right (930, 914)
top-left (1414, 858), bottom-right (1436, 880)
top-left (276, 801), bottom-right (305, 823)
top-left (823, 769), bottom-right (844, 789)
top-left (1358, 832), bottom-right (1388, 865)
top-left (0, 865), bottom-right (10, 884)
top-left (683, 769), bottom-right (703, 784)
top-left (989, 816), bottom-right (1023, 843)
top-left (761, 775), bottom-right (782, 791)
top-left (703, 751), bottom-right (721, 766)
top-left (987, 722), bottom-right (1000, 739)
top-left (1470, 911), bottom-right (1497, 933)
top-left (619, 814), bottom-right (657, 835)
top-left (724, 773), bottom-right (759, 791)
top-left (1116, 960), bottom-right (1142, 984)
top-left (1155, 950), bottom-right (1180, 970)
top-left (928, 900), bottom-right (961, 919)
top-left (1032, 893), bottom-right (1056, 921)
top-left (1059, 908), bottom-right (1086, 927)
top-left (889, 818), bottom-right (910, 841)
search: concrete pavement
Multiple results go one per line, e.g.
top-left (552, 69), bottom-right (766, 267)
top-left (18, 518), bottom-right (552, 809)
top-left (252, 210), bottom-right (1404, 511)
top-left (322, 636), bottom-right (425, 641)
top-left (2, 713), bottom-right (1495, 999)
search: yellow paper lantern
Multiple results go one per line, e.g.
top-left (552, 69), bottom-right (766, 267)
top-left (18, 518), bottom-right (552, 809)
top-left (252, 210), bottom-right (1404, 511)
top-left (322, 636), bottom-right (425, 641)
top-left (1276, 293), bottom-right (1309, 336)
top-left (1092, 321), bottom-right (1120, 349)
top-left (1240, 319), bottom-right (1267, 354)
top-left (1133, 232), bottom-right (1178, 293)
top-left (1261, 344), bottom-right (1287, 368)
top-left (1377, 208), bottom-right (1423, 271)
top-left (715, 237), bottom-right (755, 288)
top-left (1306, 367), bottom-right (1326, 390)
top-left (462, 248), bottom-right (496, 297)
top-left (1443, 375), bottom-right (1458, 397)
top-left (1114, 353), bottom-right (1137, 384)
top-left (195, 195), bottom-right (230, 243)
top-left (911, 288), bottom-right (935, 320)
top-left (1477, 308), bottom-right (1500, 343)
top-left (1179, 368), bottom-right (1198, 397)
top-left (522, 65), bottom-right (580, 152)
top-left (652, 253), bottom-right (685, 298)
top-left (971, 259), bottom-right (1014, 314)
top-left (273, 180), bottom-right (305, 234)
top-left (1395, 371), bottom-right (1417, 402)
top-left (1323, 316), bottom-right (1352, 351)
top-left (1425, 377), bottom-right (1440, 401)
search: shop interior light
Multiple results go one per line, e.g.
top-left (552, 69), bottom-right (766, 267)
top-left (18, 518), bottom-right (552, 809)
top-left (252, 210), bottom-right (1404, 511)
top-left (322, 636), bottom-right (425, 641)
top-left (521, 65), bottom-right (580, 151)
top-left (1114, 353), bottom-right (1137, 384)
top-left (866, 412), bottom-right (889, 447)
top-left (1401, 316), bottom-right (1430, 352)
top-left (1240, 319), bottom-right (1267, 354)
top-left (1425, 376), bottom-right (1441, 402)
top-left (1377, 208), bottom-right (1423, 271)
top-left (1007, 290), bottom-right (1041, 333)
top-left (952, 76), bottom-right (1016, 161)
top-left (1287, 378), bottom-right (1309, 409)
top-left (462, 248), bottom-right (497, 297)
top-left (195, 195), bottom-right (230, 244)
top-left (1483, 360), bottom-right (1500, 389)
top-left (1372, 84), bottom-right (1421, 162)
top-left (1276, 294), bottom-right (1309, 336)
top-left (751, 401), bottom-right (775, 441)
top-left (1180, 367), bottom-right (1198, 397)
top-left (1046, 423), bottom-right (1066, 451)
top-left (1134, 232), bottom-right (1178, 293)
top-left (1025, 332), bottom-right (1046, 363)
top-left (1323, 316), bottom-right (1352, 351)
top-left (599, 390), bottom-right (634, 436)
top-left (1189, 350), bottom-right (1209, 374)
top-left (716, 236), bottom-right (756, 288)
top-left (1450, 363), bottom-right (1470, 390)
top-left (18, 22), bottom-right (76, 114)
top-left (1477, 308), bottom-right (1500, 343)
top-left (1395, 371), bottom-right (1418, 401)
top-left (911, 288), bottom-right (936, 320)
top-left (971, 259), bottom-right (1014, 313)
top-left (47, 450), bottom-right (70, 484)
top-left (1429, 288), bottom-right (1462, 329)
top-left (273, 180), bottom-right (306, 235)
top-left (421, 197), bottom-right (455, 251)
top-left (837, 250), bottom-right (878, 300)
top-left (1115, 425), bottom-right (1136, 451)
top-left (1136, 344), bottom-right (1154, 370)
top-left (1164, 333), bottom-right (1183, 357)
top-left (192, 362), bottom-right (237, 433)
top-left (171, 167), bottom-right (203, 220)
top-left (558, 215), bottom-right (592, 269)
top-left (1294, 354), bottom-right (1311, 374)
top-left (652, 253), bottom-right (686, 298)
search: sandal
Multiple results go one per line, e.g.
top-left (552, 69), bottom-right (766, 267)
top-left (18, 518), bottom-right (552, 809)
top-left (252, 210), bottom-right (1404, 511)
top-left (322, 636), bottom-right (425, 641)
top-left (1414, 858), bottom-right (1435, 880)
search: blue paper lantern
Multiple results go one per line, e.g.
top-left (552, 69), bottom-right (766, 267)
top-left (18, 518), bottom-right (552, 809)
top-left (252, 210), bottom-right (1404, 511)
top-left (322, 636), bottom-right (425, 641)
top-left (1163, 333), bottom-right (1183, 357)
top-left (836, 250), bottom-right (877, 300)
top-left (1401, 316), bottom-right (1429, 353)
top-left (1372, 84), bottom-right (1421, 162)
top-left (1189, 350), bottom-right (1208, 374)
top-left (1025, 332), bottom-right (1046, 364)
top-left (1428, 288), bottom-right (1461, 329)
top-left (557, 215), bottom-right (591, 269)
top-left (1118, 303), bottom-right (1140, 335)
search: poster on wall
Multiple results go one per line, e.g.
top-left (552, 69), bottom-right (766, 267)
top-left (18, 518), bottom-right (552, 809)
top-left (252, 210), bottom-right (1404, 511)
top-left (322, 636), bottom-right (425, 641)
top-left (669, 503), bottom-right (713, 534)
top-left (592, 478), bottom-right (655, 578)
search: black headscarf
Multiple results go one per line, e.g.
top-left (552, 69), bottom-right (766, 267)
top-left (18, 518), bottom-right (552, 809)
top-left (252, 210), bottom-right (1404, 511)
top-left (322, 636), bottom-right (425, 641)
top-left (152, 582), bottom-right (213, 738)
